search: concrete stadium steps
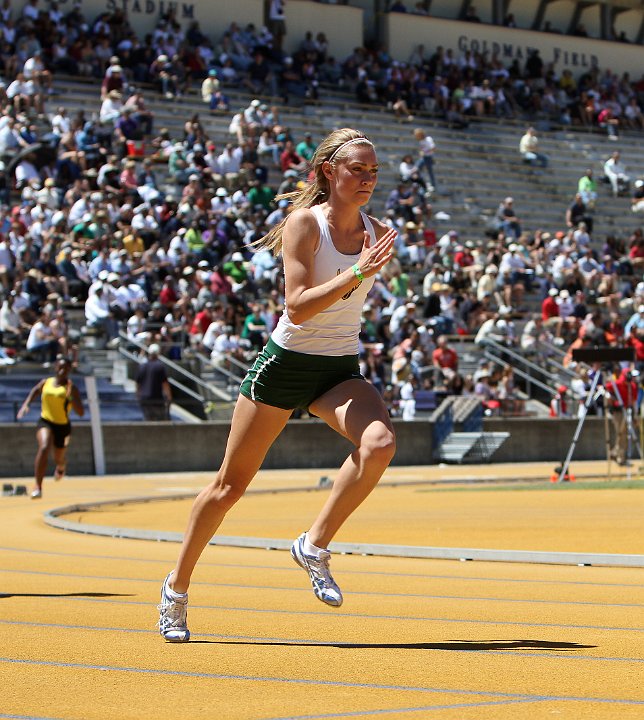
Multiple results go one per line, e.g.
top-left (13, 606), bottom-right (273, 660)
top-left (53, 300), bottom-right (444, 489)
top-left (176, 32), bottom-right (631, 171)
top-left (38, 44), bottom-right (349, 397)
top-left (435, 430), bottom-right (510, 463)
top-left (54, 78), bottom-right (642, 244)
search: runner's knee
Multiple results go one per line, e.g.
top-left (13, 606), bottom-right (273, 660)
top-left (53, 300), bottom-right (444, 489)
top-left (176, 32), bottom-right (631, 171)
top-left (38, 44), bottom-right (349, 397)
top-left (204, 476), bottom-right (248, 511)
top-left (360, 425), bottom-right (396, 465)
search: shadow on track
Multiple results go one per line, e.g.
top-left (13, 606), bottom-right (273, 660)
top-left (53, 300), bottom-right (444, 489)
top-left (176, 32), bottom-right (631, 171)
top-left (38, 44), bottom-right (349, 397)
top-left (0, 592), bottom-right (134, 599)
top-left (188, 639), bottom-right (597, 651)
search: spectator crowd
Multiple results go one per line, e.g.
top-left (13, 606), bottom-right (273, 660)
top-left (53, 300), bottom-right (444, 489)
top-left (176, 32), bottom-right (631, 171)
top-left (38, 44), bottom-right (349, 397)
top-left (0, 0), bottom-right (642, 421)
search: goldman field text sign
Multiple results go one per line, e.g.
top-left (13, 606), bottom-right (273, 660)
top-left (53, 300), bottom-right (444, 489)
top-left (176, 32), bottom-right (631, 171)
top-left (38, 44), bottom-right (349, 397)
top-left (386, 14), bottom-right (644, 80)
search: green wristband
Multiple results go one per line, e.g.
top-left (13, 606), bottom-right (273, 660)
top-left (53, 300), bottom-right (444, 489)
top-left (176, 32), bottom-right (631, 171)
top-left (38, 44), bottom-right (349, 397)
top-left (351, 263), bottom-right (364, 282)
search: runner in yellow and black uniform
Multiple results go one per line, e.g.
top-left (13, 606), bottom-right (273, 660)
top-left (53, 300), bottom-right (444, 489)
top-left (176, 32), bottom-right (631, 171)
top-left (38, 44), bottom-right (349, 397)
top-left (17, 356), bottom-right (84, 498)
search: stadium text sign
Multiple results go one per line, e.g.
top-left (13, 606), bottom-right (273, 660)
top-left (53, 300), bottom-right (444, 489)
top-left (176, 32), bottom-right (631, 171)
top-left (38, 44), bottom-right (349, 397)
top-left (457, 35), bottom-right (599, 69)
top-left (387, 14), bottom-right (643, 79)
top-left (105, 0), bottom-right (194, 20)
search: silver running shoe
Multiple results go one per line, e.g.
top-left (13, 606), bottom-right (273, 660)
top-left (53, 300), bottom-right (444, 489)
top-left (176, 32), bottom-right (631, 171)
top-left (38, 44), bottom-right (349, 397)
top-left (157, 572), bottom-right (190, 642)
top-left (291, 533), bottom-right (343, 607)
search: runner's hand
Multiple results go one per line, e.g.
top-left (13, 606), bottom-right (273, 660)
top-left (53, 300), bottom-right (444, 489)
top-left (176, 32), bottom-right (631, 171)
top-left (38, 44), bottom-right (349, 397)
top-left (357, 227), bottom-right (397, 279)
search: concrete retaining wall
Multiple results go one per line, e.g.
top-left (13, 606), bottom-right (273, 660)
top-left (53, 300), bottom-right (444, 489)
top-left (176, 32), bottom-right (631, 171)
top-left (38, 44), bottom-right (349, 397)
top-left (0, 417), bottom-right (609, 478)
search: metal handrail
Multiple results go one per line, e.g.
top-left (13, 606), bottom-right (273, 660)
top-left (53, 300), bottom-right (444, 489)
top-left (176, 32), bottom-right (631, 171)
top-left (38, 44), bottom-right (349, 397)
top-left (481, 337), bottom-right (582, 398)
top-left (117, 333), bottom-right (233, 403)
top-left (117, 345), bottom-right (206, 404)
top-left (535, 339), bottom-right (592, 379)
top-left (483, 348), bottom-right (557, 397)
top-left (196, 350), bottom-right (247, 386)
top-left (482, 338), bottom-right (562, 384)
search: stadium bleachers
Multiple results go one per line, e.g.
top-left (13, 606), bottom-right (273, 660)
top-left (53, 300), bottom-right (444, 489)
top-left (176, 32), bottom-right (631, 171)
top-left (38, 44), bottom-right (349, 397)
top-left (57, 77), bottom-right (642, 245)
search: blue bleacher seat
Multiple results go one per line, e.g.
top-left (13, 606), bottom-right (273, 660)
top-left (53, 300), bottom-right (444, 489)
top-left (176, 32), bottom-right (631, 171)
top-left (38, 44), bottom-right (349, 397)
top-left (414, 389), bottom-right (437, 413)
top-left (0, 375), bottom-right (144, 423)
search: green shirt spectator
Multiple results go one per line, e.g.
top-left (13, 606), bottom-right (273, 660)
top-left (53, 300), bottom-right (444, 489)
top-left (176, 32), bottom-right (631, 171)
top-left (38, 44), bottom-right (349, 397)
top-left (241, 305), bottom-right (268, 349)
top-left (72, 217), bottom-right (97, 239)
top-left (185, 225), bottom-right (205, 254)
top-left (295, 133), bottom-right (317, 162)
top-left (168, 145), bottom-right (187, 180)
top-left (578, 170), bottom-right (598, 207)
top-left (248, 181), bottom-right (275, 211)
top-left (389, 271), bottom-right (410, 300)
top-left (223, 252), bottom-right (248, 285)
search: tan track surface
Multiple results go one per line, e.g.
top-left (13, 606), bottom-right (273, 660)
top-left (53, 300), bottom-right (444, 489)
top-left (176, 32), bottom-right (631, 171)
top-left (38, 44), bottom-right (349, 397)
top-left (1, 461), bottom-right (643, 720)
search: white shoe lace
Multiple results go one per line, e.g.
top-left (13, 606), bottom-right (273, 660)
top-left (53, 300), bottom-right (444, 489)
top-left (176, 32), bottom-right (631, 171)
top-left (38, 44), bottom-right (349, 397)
top-left (307, 550), bottom-right (337, 589)
top-left (157, 596), bottom-right (188, 632)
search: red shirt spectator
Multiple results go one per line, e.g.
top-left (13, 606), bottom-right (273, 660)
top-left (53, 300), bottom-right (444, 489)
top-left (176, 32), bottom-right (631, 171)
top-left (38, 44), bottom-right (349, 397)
top-left (454, 247), bottom-right (474, 268)
top-left (190, 306), bottom-right (213, 336)
top-left (629, 242), bottom-right (644, 260)
top-left (432, 337), bottom-right (458, 371)
top-left (210, 268), bottom-right (233, 297)
top-left (627, 333), bottom-right (644, 362)
top-left (542, 291), bottom-right (559, 321)
top-left (158, 278), bottom-right (178, 307)
top-left (280, 140), bottom-right (306, 173)
top-left (605, 369), bottom-right (638, 409)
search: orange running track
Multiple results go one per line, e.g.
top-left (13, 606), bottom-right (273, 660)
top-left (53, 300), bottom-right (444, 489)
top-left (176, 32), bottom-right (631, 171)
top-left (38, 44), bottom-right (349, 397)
top-left (1, 461), bottom-right (643, 720)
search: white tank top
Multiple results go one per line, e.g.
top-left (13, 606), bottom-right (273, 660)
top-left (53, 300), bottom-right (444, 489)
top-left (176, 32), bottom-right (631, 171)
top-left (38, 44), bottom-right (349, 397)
top-left (272, 205), bottom-right (377, 355)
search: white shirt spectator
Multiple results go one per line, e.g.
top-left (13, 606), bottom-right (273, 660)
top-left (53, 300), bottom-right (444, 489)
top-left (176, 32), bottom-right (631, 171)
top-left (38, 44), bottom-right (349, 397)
top-left (250, 248), bottom-right (278, 282)
top-left (99, 96), bottom-right (123, 123)
top-left (6, 77), bottom-right (29, 99)
top-left (624, 307), bottom-right (644, 337)
top-left (0, 120), bottom-right (20, 154)
top-left (36, 186), bottom-right (59, 210)
top-left (26, 318), bottom-right (54, 351)
top-left (22, 54), bottom-right (44, 79)
top-left (211, 330), bottom-right (239, 366)
top-left (436, 231), bottom-right (457, 256)
top-left (72, 257), bottom-right (91, 284)
top-left (68, 197), bottom-right (90, 226)
top-left (124, 283), bottom-right (147, 309)
top-left (168, 233), bottom-right (188, 265)
top-left (131, 208), bottom-right (159, 233)
top-left (603, 154), bottom-right (630, 195)
top-left (417, 134), bottom-right (435, 157)
top-left (85, 289), bottom-right (112, 326)
top-left (14, 160), bottom-right (39, 188)
top-left (0, 298), bottom-right (20, 333)
top-left (127, 311), bottom-right (148, 342)
top-left (211, 194), bottom-right (232, 214)
top-left (388, 303), bottom-right (414, 337)
top-left (217, 147), bottom-right (241, 174)
top-left (399, 158), bottom-right (418, 182)
top-left (204, 148), bottom-right (220, 173)
top-left (572, 226), bottom-right (591, 247)
top-left (51, 110), bottom-right (71, 136)
top-left (557, 291), bottom-right (574, 319)
top-left (552, 253), bottom-right (573, 284)
top-left (228, 112), bottom-right (243, 138)
top-left (0, 238), bottom-right (14, 271)
top-left (578, 253), bottom-right (601, 280)
top-left (202, 320), bottom-right (224, 351)
top-left (499, 247), bottom-right (525, 275)
top-left (399, 379), bottom-right (416, 421)
top-left (22, 1), bottom-right (39, 22)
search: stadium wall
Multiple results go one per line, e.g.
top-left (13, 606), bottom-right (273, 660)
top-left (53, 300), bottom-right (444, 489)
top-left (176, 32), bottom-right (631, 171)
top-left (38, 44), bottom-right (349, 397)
top-left (0, 418), bottom-right (607, 477)
top-left (90, 0), bottom-right (364, 65)
top-left (82, 1), bottom-right (642, 79)
top-left (385, 14), bottom-right (644, 79)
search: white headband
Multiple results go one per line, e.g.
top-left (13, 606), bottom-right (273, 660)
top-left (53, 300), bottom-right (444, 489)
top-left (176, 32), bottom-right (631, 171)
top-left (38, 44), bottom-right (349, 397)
top-left (328, 137), bottom-right (373, 162)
